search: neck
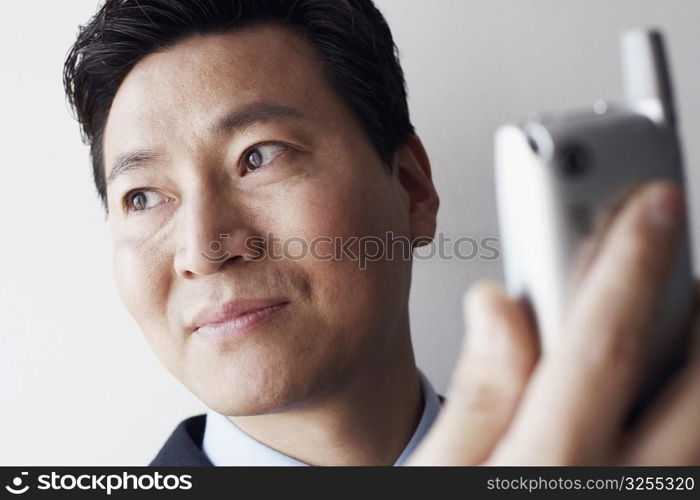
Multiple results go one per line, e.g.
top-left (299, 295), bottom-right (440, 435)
top-left (228, 317), bottom-right (422, 466)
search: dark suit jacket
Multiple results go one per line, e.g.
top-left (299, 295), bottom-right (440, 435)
top-left (150, 395), bottom-right (445, 466)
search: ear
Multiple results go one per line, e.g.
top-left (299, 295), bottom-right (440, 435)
top-left (394, 134), bottom-right (440, 247)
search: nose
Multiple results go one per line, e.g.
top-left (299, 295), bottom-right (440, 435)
top-left (173, 189), bottom-right (261, 279)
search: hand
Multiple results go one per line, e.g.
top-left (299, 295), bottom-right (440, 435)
top-left (407, 180), bottom-right (700, 465)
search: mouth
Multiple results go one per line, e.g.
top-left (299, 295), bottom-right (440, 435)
top-left (192, 300), bottom-right (290, 343)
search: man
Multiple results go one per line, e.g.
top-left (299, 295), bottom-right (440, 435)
top-left (64, 0), bottom-right (700, 466)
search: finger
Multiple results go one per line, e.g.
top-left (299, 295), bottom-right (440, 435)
top-left (406, 280), bottom-right (538, 465)
top-left (569, 184), bottom-right (645, 288)
top-left (618, 280), bottom-right (700, 465)
top-left (488, 181), bottom-right (685, 465)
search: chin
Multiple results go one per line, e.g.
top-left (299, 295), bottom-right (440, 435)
top-left (184, 361), bottom-right (311, 417)
top-left (189, 351), bottom-right (354, 417)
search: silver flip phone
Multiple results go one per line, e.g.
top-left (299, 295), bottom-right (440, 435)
top-left (494, 28), bottom-right (695, 421)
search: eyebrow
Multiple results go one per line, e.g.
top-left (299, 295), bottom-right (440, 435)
top-left (105, 102), bottom-right (306, 186)
top-left (106, 150), bottom-right (160, 186)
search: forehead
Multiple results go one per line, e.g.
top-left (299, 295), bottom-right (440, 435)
top-left (103, 23), bottom-right (333, 166)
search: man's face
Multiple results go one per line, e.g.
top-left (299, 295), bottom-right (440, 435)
top-left (103, 24), bottom-right (433, 415)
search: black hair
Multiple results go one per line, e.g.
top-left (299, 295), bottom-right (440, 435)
top-left (63, 0), bottom-right (415, 210)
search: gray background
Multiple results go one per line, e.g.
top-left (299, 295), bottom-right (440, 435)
top-left (0, 0), bottom-right (698, 464)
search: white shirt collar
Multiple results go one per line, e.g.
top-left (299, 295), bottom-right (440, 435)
top-left (202, 369), bottom-right (440, 466)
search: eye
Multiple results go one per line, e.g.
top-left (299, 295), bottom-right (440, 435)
top-left (243, 142), bottom-right (289, 172)
top-left (123, 189), bottom-right (168, 213)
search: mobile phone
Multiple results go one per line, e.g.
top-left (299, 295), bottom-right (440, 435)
top-left (494, 28), bottom-right (695, 423)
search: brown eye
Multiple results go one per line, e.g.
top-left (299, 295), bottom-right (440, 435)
top-left (246, 149), bottom-right (264, 170)
top-left (124, 190), bottom-right (166, 213)
top-left (131, 192), bottom-right (147, 211)
top-left (244, 143), bottom-right (289, 171)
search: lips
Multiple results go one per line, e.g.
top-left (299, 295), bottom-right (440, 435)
top-left (191, 298), bottom-right (290, 335)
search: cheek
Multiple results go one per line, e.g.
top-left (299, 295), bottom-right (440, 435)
top-left (272, 164), bottom-right (404, 243)
top-left (264, 167), bottom-right (411, 334)
top-left (112, 237), bottom-right (172, 336)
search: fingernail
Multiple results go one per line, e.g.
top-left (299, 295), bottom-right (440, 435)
top-left (645, 183), bottom-right (684, 229)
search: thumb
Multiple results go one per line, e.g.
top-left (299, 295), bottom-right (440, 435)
top-left (407, 280), bottom-right (539, 465)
